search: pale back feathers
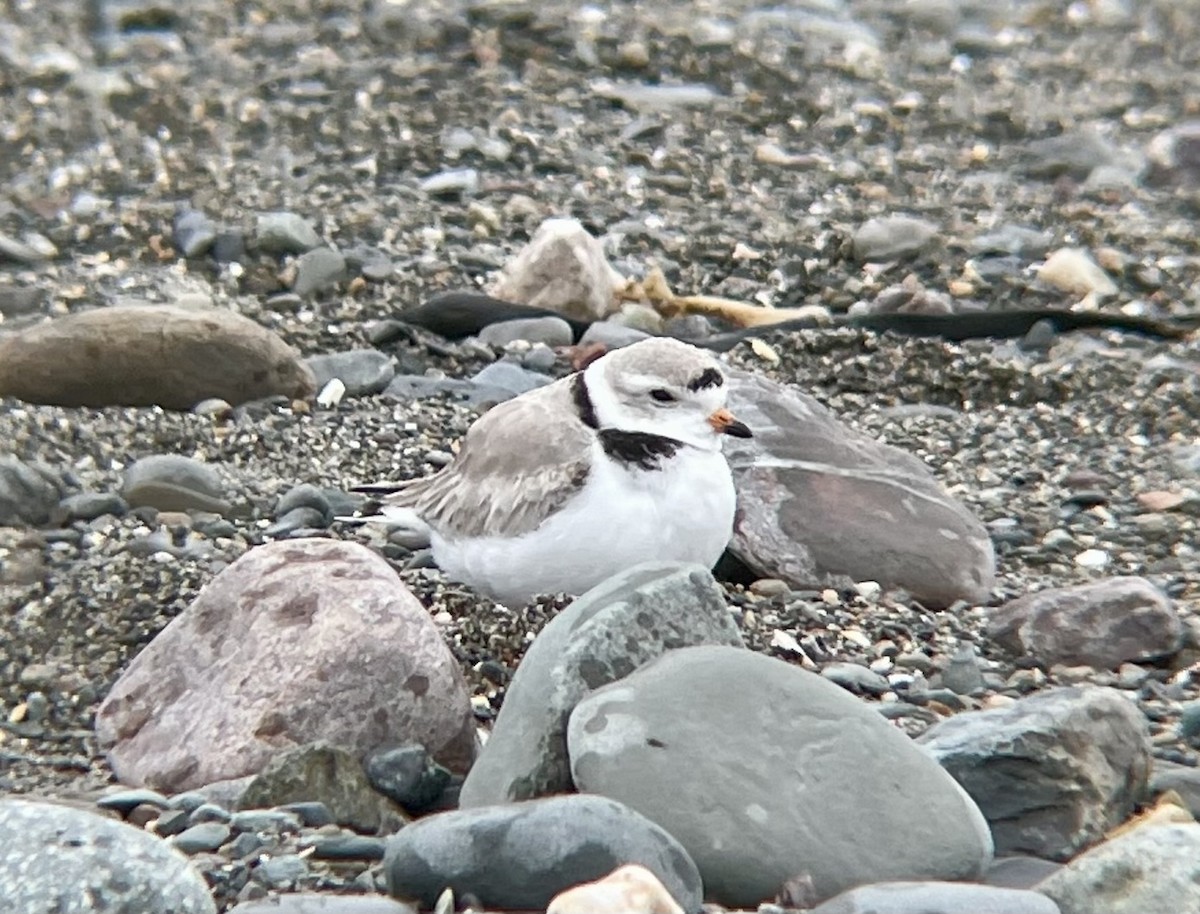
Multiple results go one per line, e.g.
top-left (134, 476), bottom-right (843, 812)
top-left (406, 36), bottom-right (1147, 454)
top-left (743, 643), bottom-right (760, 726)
top-left (382, 375), bottom-right (593, 539)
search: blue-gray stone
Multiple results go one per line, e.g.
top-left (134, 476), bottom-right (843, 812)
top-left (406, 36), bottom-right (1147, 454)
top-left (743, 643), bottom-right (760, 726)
top-left (95, 788), bottom-right (170, 814)
top-left (810, 881), bottom-right (1061, 914)
top-left (293, 247), bottom-right (347, 297)
top-left (383, 794), bottom-right (701, 912)
top-left (459, 562), bottom-right (744, 807)
top-left (256, 212), bottom-right (321, 254)
top-left (58, 491), bottom-right (128, 522)
top-left (363, 744), bottom-right (450, 813)
top-left (122, 454), bottom-right (230, 516)
top-left (174, 210), bottom-right (218, 259)
top-left (305, 351), bottom-right (395, 398)
top-left (173, 821), bottom-right (231, 854)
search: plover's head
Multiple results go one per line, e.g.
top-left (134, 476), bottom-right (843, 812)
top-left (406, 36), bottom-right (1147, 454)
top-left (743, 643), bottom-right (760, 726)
top-left (586, 338), bottom-right (752, 451)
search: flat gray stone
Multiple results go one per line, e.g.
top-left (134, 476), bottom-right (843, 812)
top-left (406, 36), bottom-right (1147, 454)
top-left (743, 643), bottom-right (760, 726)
top-left (383, 794), bottom-right (701, 911)
top-left (0, 798), bottom-right (215, 913)
top-left (256, 212), bottom-right (321, 254)
top-left (920, 687), bottom-right (1151, 861)
top-left (468, 360), bottom-right (552, 397)
top-left (810, 881), bottom-right (1061, 914)
top-left (568, 645), bottom-right (993, 907)
top-left (230, 895), bottom-right (416, 914)
top-left (1036, 823), bottom-right (1200, 914)
top-left (122, 454), bottom-right (231, 516)
top-left (293, 247), bottom-right (348, 296)
top-left (476, 316), bottom-right (574, 348)
top-left (852, 215), bottom-right (939, 260)
top-left (725, 371), bottom-right (995, 608)
top-left (458, 562), bottom-right (744, 808)
top-left (305, 350), bottom-right (395, 398)
top-left (986, 576), bottom-right (1182, 669)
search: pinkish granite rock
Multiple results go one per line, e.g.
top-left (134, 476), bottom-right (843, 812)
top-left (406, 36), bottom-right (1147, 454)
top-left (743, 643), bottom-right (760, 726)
top-left (95, 538), bottom-right (476, 792)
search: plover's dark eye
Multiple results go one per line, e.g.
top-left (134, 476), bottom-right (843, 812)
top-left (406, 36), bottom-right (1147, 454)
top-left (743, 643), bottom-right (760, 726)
top-left (649, 388), bottom-right (676, 403)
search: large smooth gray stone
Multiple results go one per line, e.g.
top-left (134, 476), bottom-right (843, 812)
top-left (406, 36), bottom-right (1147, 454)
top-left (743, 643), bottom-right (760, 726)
top-left (383, 794), bottom-right (702, 912)
top-left (0, 799), bottom-right (215, 914)
top-left (725, 371), bottom-right (995, 608)
top-left (458, 562), bottom-right (744, 808)
top-left (920, 687), bottom-right (1151, 861)
top-left (568, 645), bottom-right (993, 907)
top-left (122, 454), bottom-right (230, 516)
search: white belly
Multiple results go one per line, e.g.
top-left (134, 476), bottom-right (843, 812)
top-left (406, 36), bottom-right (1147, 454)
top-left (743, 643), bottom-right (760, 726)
top-left (430, 444), bottom-right (737, 605)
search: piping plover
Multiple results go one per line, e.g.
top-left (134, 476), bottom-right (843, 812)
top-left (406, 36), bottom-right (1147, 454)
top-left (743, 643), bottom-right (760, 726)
top-left (365, 337), bottom-right (751, 605)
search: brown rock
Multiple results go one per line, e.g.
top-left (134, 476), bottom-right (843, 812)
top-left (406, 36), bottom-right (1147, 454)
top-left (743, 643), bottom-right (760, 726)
top-left (725, 371), bottom-right (995, 608)
top-left (986, 576), bottom-right (1182, 669)
top-left (95, 538), bottom-right (476, 792)
top-left (0, 305), bottom-right (316, 409)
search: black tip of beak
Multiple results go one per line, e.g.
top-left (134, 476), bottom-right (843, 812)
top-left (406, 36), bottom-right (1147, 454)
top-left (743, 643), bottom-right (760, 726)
top-left (723, 419), bottom-right (753, 439)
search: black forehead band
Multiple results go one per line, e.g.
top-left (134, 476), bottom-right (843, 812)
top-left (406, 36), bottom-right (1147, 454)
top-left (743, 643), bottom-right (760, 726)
top-left (687, 367), bottom-right (724, 391)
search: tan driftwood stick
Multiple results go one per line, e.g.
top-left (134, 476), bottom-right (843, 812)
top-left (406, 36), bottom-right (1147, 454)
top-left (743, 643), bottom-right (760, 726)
top-left (618, 266), bottom-right (825, 329)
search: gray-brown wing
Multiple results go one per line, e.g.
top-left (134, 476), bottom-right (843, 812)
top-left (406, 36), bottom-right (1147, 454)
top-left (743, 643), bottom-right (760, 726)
top-left (383, 378), bottom-right (594, 539)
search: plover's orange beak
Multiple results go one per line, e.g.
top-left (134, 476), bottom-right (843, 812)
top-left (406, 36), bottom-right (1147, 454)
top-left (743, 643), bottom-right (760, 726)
top-left (708, 408), bottom-right (752, 438)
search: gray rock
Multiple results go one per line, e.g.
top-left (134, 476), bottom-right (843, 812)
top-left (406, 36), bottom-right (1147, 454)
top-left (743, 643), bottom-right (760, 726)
top-left (1021, 130), bottom-right (1118, 181)
top-left (0, 305), bottom-right (316, 409)
top-left (259, 853), bottom-right (309, 887)
top-left (0, 799), bottom-right (215, 913)
top-left (969, 225), bottom-right (1053, 258)
top-left (476, 316), bottom-right (575, 348)
top-left (942, 644), bottom-right (985, 695)
top-left (382, 375), bottom-right (480, 402)
top-left (306, 834), bottom-right (387, 860)
top-left (809, 881), bottom-right (1060, 914)
top-left (363, 744), bottom-right (451, 813)
top-left (95, 788), bottom-right (170, 814)
top-left (419, 168), bottom-right (480, 196)
top-left (239, 742), bottom-right (384, 833)
top-left (592, 80), bottom-right (720, 111)
top-left (305, 350), bottom-right (395, 398)
top-left (122, 454), bottom-right (230, 516)
top-left (852, 216), bottom-right (939, 261)
top-left (0, 283), bottom-right (44, 316)
top-left (1036, 823), bottom-right (1200, 914)
top-left (0, 456), bottom-right (64, 526)
top-left (174, 209), bottom-right (218, 258)
top-left (95, 538), bottom-right (477, 793)
top-left (568, 645), bottom-right (993, 907)
top-left (985, 856), bottom-right (1063, 890)
top-left (274, 483), bottom-right (334, 526)
top-left (490, 218), bottom-right (624, 322)
top-left (986, 577), bottom-right (1182, 669)
top-left (725, 371), bottom-right (995, 608)
top-left (58, 491), bottom-right (128, 522)
top-left (820, 661), bottom-right (890, 696)
top-left (293, 247), bottom-right (348, 296)
top-left (468, 361), bottom-right (552, 398)
top-left (920, 687), bottom-right (1151, 861)
top-left (1145, 120), bottom-right (1200, 187)
top-left (578, 320), bottom-right (653, 350)
top-left (279, 801), bottom-right (334, 828)
top-left (256, 212), bottom-right (321, 254)
top-left (173, 821), bottom-right (231, 854)
top-left (0, 230), bottom-right (55, 263)
top-left (1149, 763), bottom-right (1200, 817)
top-left (383, 794), bottom-right (702, 912)
top-left (229, 809), bottom-right (302, 833)
top-left (458, 562), bottom-right (744, 807)
top-left (229, 896), bottom-right (416, 914)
